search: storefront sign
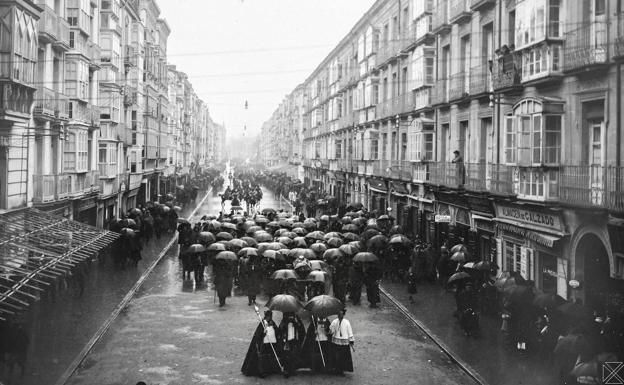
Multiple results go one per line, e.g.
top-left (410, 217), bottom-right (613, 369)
top-left (497, 222), bottom-right (562, 248)
top-left (435, 215), bottom-right (451, 223)
top-left (495, 203), bottom-right (564, 233)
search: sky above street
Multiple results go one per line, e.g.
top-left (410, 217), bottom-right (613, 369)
top-left (158, 0), bottom-right (376, 140)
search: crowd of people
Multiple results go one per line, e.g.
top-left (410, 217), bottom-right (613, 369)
top-left (171, 168), bottom-right (623, 384)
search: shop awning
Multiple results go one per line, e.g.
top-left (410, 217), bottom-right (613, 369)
top-left (390, 182), bottom-right (409, 196)
top-left (495, 220), bottom-right (566, 248)
top-left (0, 208), bottom-right (119, 321)
top-left (368, 178), bottom-right (387, 193)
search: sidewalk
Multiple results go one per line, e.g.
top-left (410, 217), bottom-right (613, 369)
top-left (381, 281), bottom-right (557, 385)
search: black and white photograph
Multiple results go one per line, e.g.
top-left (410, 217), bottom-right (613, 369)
top-left (0, 0), bottom-right (623, 384)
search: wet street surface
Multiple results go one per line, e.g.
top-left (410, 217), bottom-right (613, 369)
top-left (8, 191), bottom-right (212, 385)
top-left (62, 188), bottom-right (473, 385)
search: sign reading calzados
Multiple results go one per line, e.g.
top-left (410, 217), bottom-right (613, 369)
top-left (495, 203), bottom-right (564, 232)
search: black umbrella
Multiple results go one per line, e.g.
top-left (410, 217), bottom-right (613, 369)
top-left (323, 248), bottom-right (345, 262)
top-left (326, 237), bottom-right (343, 248)
top-left (324, 232), bottom-right (342, 241)
top-left (450, 244), bottom-right (469, 254)
top-left (341, 217), bottom-right (352, 225)
top-left (292, 227), bottom-right (307, 236)
top-left (342, 232), bottom-right (360, 242)
top-left (229, 238), bottom-right (248, 250)
top-left (367, 234), bottom-right (388, 250)
top-left (310, 243), bottom-right (327, 256)
top-left (360, 228), bottom-right (381, 242)
top-left (277, 236), bottom-right (294, 247)
top-left (254, 232), bottom-right (273, 242)
top-left (338, 244), bottom-right (358, 257)
top-left (302, 222), bottom-right (317, 230)
top-left (238, 247), bottom-right (259, 258)
top-left (353, 252), bottom-right (379, 263)
top-left (266, 294), bottom-right (303, 313)
top-left (341, 224), bottom-right (359, 233)
top-left (187, 244), bottom-right (206, 254)
top-left (207, 243), bottom-right (226, 252)
top-left (305, 295), bottom-right (344, 318)
top-left (215, 251), bottom-right (237, 261)
top-left (263, 250), bottom-right (286, 262)
top-left (241, 237), bottom-right (258, 248)
top-left (262, 208), bottom-right (277, 215)
top-left (306, 231), bottom-right (326, 242)
top-left (120, 228), bottom-right (136, 237)
top-left (217, 232), bottom-right (234, 241)
top-left (309, 260), bottom-right (329, 271)
top-left (270, 269), bottom-right (298, 280)
top-left (198, 231), bottom-right (216, 244)
top-left (447, 271), bottom-right (472, 285)
top-left (292, 237), bottom-right (308, 248)
top-left (389, 235), bottom-right (411, 247)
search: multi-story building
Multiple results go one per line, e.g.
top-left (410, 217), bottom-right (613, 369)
top-left (264, 0), bottom-right (624, 311)
top-left (0, 0), bottom-right (225, 229)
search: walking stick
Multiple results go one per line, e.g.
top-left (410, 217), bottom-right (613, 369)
top-left (313, 317), bottom-right (327, 368)
top-left (253, 305), bottom-right (284, 373)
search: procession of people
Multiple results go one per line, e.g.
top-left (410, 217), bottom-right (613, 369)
top-left (170, 167), bottom-right (623, 383)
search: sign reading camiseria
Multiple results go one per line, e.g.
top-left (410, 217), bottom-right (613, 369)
top-left (495, 203), bottom-right (564, 232)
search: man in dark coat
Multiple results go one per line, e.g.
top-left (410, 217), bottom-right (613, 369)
top-left (243, 255), bottom-right (263, 306)
top-left (349, 262), bottom-right (364, 305)
top-left (241, 310), bottom-right (282, 378)
top-left (213, 258), bottom-right (235, 306)
top-left (363, 261), bottom-right (382, 308)
top-left (332, 256), bottom-right (350, 304)
top-left (302, 316), bottom-right (331, 373)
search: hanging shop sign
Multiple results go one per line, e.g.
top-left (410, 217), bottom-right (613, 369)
top-left (495, 203), bottom-right (565, 234)
top-left (435, 214), bottom-right (451, 223)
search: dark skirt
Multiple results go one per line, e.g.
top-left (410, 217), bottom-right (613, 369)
top-left (309, 340), bottom-right (332, 372)
top-left (331, 343), bottom-right (353, 372)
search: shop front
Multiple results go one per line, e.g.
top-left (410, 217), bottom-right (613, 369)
top-left (406, 191), bottom-right (434, 242)
top-left (434, 191), bottom-right (472, 250)
top-left (493, 202), bottom-right (569, 298)
top-left (466, 194), bottom-right (496, 262)
top-left (390, 181), bottom-right (409, 229)
top-left (74, 196), bottom-right (97, 227)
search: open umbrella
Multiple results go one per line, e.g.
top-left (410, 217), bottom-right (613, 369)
top-left (306, 270), bottom-right (327, 282)
top-left (349, 241), bottom-right (364, 252)
top-left (283, 231), bottom-right (297, 239)
top-left (177, 218), bottom-right (190, 225)
top-left (341, 224), bottom-right (359, 233)
top-left (173, 206), bottom-right (182, 212)
top-left (270, 269), bottom-right (298, 280)
top-left (187, 244), bottom-right (206, 254)
top-left (389, 235), bottom-right (411, 247)
top-left (323, 248), bottom-right (345, 262)
top-left (243, 220), bottom-right (256, 230)
top-left (292, 237), bottom-right (308, 248)
top-left (447, 271), bottom-right (472, 285)
top-left (266, 242), bottom-right (286, 251)
top-left (221, 222), bottom-right (237, 231)
top-left (342, 232), bottom-right (361, 242)
top-left (309, 260), bottom-right (329, 271)
top-left (263, 250), bottom-right (286, 262)
top-left (292, 222), bottom-right (305, 229)
top-left (353, 252), bottom-right (379, 263)
top-left (320, 215), bottom-right (330, 221)
top-left (326, 237), bottom-right (343, 248)
top-left (120, 228), bottom-right (136, 237)
top-left (389, 225), bottom-right (404, 236)
top-left (277, 237), bottom-right (294, 247)
top-left (303, 221), bottom-right (317, 230)
top-left (451, 251), bottom-right (470, 263)
top-left (324, 232), bottom-right (342, 241)
top-left (346, 202), bottom-right (364, 211)
top-left (451, 244), bottom-right (469, 254)
top-left (206, 220), bottom-right (221, 231)
top-left (229, 238), bottom-right (249, 250)
top-left (289, 248), bottom-right (316, 260)
top-left (241, 237), bottom-right (258, 248)
top-left (306, 231), bottom-right (326, 242)
top-left (274, 228), bottom-right (288, 237)
top-left (262, 208), bottom-right (277, 215)
top-left (266, 294), bottom-right (304, 313)
top-left (360, 228), bottom-right (381, 242)
top-left (338, 244), bottom-right (358, 257)
top-left (292, 227), bottom-right (307, 236)
top-left (207, 243), bottom-right (226, 252)
top-left (352, 217), bottom-right (366, 227)
top-left (378, 215), bottom-right (390, 221)
top-left (254, 232), bottom-right (273, 243)
top-left (216, 232), bottom-right (234, 241)
top-left (267, 221), bottom-right (280, 229)
top-left (474, 260), bottom-right (498, 272)
top-left (255, 217), bottom-right (269, 225)
top-left (367, 234), bottom-right (388, 250)
top-left (197, 231), bottom-right (216, 244)
top-left (215, 251), bottom-right (237, 261)
top-left (310, 243), bottom-right (327, 256)
top-left (344, 211), bottom-right (359, 218)
top-left (305, 295), bottom-right (344, 318)
top-left (238, 247), bottom-right (259, 258)
top-left (340, 217), bottom-right (352, 225)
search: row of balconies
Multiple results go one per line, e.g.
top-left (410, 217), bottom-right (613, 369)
top-left (32, 171), bottom-right (100, 203)
top-left (33, 86), bottom-right (70, 121)
top-left (37, 5), bottom-right (70, 51)
top-left (306, 159), bottom-right (624, 212)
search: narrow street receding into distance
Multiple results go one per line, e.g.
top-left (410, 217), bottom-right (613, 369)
top-left (63, 184), bottom-right (471, 385)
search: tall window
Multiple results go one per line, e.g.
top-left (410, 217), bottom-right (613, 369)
top-left (391, 132), bottom-right (397, 160)
top-left (64, 132), bottom-right (77, 171)
top-left (401, 133), bottom-right (408, 160)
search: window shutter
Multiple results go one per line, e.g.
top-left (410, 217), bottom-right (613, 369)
top-left (505, 116), bottom-right (516, 164)
top-left (517, 116), bottom-right (532, 166)
top-left (495, 238), bottom-right (503, 274)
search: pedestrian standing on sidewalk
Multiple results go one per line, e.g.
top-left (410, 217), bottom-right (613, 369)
top-left (328, 309), bottom-right (354, 375)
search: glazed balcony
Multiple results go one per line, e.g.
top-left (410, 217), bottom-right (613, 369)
top-left (98, 163), bottom-right (118, 179)
top-left (432, 0), bottom-right (451, 33)
top-left (33, 86), bottom-right (56, 120)
top-left (431, 79), bottom-right (448, 105)
top-left (449, 72), bottom-right (468, 101)
top-left (563, 21), bottom-right (608, 73)
top-left (37, 6), bottom-right (59, 44)
top-left (377, 39), bottom-right (399, 66)
top-left (465, 162), bottom-right (487, 192)
top-left (128, 173), bottom-right (143, 191)
top-left (55, 92), bottom-right (69, 121)
top-left (469, 63), bottom-right (490, 96)
top-left (32, 174), bottom-right (56, 203)
top-left (449, 0), bottom-right (471, 24)
top-left (470, 0), bottom-right (495, 11)
top-left (412, 162), bottom-right (431, 183)
top-left (124, 87), bottom-right (138, 106)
